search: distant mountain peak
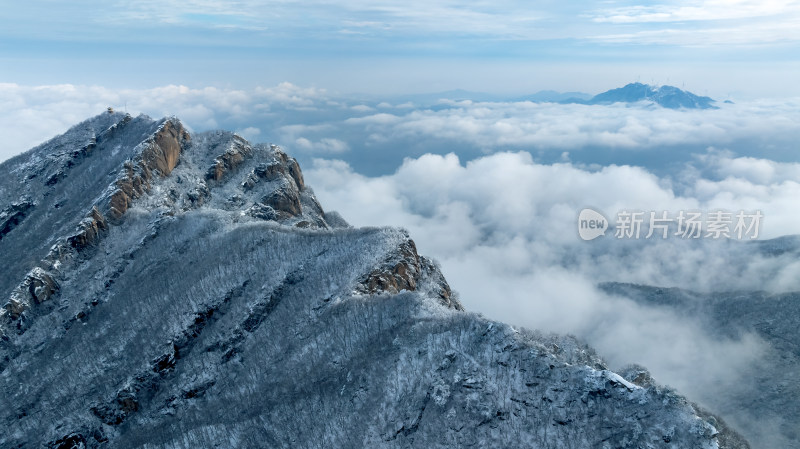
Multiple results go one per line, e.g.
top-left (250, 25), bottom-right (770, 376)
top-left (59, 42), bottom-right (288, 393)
top-left (587, 82), bottom-right (717, 109)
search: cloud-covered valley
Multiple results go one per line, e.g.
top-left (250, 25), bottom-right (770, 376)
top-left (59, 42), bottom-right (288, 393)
top-left (304, 149), bottom-right (800, 440)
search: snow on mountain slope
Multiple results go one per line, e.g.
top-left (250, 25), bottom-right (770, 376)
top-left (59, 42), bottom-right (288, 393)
top-left (0, 112), bottom-right (748, 448)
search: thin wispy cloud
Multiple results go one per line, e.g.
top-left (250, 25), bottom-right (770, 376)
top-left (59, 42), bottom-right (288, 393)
top-left (593, 1), bottom-right (800, 23)
top-left (591, 0), bottom-right (800, 45)
top-left (90, 0), bottom-right (545, 38)
top-left (593, 20), bottom-right (800, 45)
top-left (105, 0), bottom-right (264, 26)
top-left (6, 0), bottom-right (800, 46)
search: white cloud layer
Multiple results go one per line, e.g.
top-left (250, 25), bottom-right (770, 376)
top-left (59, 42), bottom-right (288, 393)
top-left (305, 150), bottom-right (800, 423)
top-left (294, 137), bottom-right (350, 153)
top-left (348, 98), bottom-right (800, 150)
top-left (4, 83), bottom-right (798, 173)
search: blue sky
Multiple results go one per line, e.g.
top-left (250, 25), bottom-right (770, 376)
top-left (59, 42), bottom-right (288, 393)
top-left (2, 1), bottom-right (800, 97)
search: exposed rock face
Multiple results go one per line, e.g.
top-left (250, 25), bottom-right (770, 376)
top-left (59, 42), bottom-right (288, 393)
top-left (261, 181), bottom-right (302, 217)
top-left (3, 267), bottom-right (58, 323)
top-left (109, 119), bottom-right (191, 219)
top-left (205, 134), bottom-right (251, 182)
top-left (147, 120), bottom-right (187, 175)
top-left (285, 157), bottom-right (305, 190)
top-left (67, 207), bottom-right (108, 250)
top-left (359, 237), bottom-right (423, 293)
top-left (357, 235), bottom-right (463, 311)
top-left (0, 113), bottom-right (749, 449)
top-left (240, 148), bottom-right (307, 219)
top-left (241, 146), bottom-right (305, 190)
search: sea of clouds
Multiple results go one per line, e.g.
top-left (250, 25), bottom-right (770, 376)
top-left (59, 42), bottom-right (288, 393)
top-left (3, 82), bottom-right (799, 173)
top-left (305, 148), bottom-right (800, 431)
top-left (3, 82), bottom-right (800, 421)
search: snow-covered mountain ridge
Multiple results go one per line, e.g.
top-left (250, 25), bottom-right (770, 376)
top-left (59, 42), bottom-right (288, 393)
top-left (0, 112), bottom-right (748, 448)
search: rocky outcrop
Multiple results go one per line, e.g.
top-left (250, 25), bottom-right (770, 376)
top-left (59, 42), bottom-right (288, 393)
top-left (357, 236), bottom-right (464, 310)
top-left (243, 162), bottom-right (282, 188)
top-left (67, 207), bottom-right (107, 251)
top-left (2, 267), bottom-right (58, 326)
top-left (261, 181), bottom-right (302, 217)
top-left (285, 156), bottom-right (305, 190)
top-left (252, 146), bottom-right (306, 190)
top-left (146, 120), bottom-right (186, 175)
top-left (0, 201), bottom-right (34, 241)
top-left (206, 135), bottom-right (252, 182)
top-left (109, 119), bottom-right (190, 220)
top-left (1, 206), bottom-right (110, 335)
top-left (358, 238), bottom-right (423, 294)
